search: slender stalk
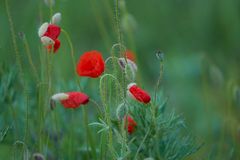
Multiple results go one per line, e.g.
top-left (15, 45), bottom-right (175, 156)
top-left (22, 34), bottom-right (39, 82)
top-left (61, 29), bottom-right (82, 91)
top-left (5, 0), bottom-right (24, 82)
top-left (90, 0), bottom-right (112, 50)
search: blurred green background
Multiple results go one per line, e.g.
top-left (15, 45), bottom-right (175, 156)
top-left (1, 0), bottom-right (240, 159)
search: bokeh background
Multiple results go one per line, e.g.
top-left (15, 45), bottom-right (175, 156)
top-left (1, 0), bottom-right (240, 159)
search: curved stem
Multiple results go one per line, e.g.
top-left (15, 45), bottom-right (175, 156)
top-left (61, 29), bottom-right (82, 91)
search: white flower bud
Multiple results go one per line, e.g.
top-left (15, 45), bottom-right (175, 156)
top-left (51, 93), bottom-right (69, 101)
top-left (38, 22), bottom-right (49, 37)
top-left (41, 36), bottom-right (54, 46)
top-left (51, 12), bottom-right (61, 25)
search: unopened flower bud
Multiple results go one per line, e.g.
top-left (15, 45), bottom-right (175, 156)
top-left (33, 153), bottom-right (45, 160)
top-left (118, 58), bottom-right (137, 81)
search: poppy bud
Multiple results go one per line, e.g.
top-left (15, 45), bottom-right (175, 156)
top-left (51, 13), bottom-right (61, 25)
top-left (32, 153), bottom-right (45, 160)
top-left (118, 58), bottom-right (137, 81)
top-left (41, 36), bottom-right (54, 46)
top-left (51, 92), bottom-right (89, 109)
top-left (76, 50), bottom-right (105, 78)
top-left (38, 22), bottom-right (49, 37)
top-left (127, 83), bottom-right (151, 104)
top-left (124, 115), bottom-right (137, 134)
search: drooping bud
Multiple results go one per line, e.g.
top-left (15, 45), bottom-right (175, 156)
top-left (32, 153), bottom-right (45, 160)
top-left (118, 58), bottom-right (137, 81)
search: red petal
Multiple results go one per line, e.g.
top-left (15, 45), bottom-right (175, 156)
top-left (125, 50), bottom-right (136, 62)
top-left (124, 116), bottom-right (137, 134)
top-left (43, 24), bottom-right (61, 41)
top-left (47, 39), bottom-right (61, 53)
top-left (76, 50), bottom-right (105, 78)
top-left (128, 84), bottom-right (151, 104)
top-left (60, 92), bottom-right (89, 108)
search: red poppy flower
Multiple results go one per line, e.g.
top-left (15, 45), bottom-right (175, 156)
top-left (127, 83), bottom-right (151, 104)
top-left (124, 115), bottom-right (137, 134)
top-left (43, 24), bottom-right (61, 41)
top-left (46, 39), bottom-right (61, 53)
top-left (125, 50), bottom-right (136, 62)
top-left (38, 22), bottom-right (61, 50)
top-left (51, 92), bottom-right (89, 109)
top-left (76, 50), bottom-right (105, 78)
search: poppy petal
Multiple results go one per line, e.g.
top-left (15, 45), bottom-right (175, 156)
top-left (60, 92), bottom-right (89, 108)
top-left (47, 39), bottom-right (61, 53)
top-left (76, 50), bottom-right (105, 78)
top-left (51, 12), bottom-right (61, 25)
top-left (38, 22), bottom-right (49, 37)
top-left (43, 24), bottom-right (61, 41)
top-left (125, 50), bottom-right (136, 62)
top-left (41, 36), bottom-right (54, 46)
top-left (124, 115), bottom-right (137, 134)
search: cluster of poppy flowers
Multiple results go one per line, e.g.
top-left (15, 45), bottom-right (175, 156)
top-left (38, 13), bottom-right (151, 134)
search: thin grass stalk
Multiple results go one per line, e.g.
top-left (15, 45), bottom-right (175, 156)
top-left (61, 28), bottom-right (98, 158)
top-left (61, 29), bottom-right (82, 91)
top-left (22, 35), bottom-right (39, 82)
top-left (90, 0), bottom-right (112, 50)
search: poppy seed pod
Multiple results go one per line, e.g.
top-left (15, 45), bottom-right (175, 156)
top-left (76, 50), bottom-right (105, 78)
top-left (51, 13), bottom-right (61, 25)
top-left (51, 92), bottom-right (89, 109)
top-left (127, 83), bottom-right (151, 104)
top-left (124, 115), bottom-right (137, 134)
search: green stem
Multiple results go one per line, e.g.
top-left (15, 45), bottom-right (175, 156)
top-left (22, 35), bottom-right (39, 82)
top-left (61, 29), bottom-right (82, 91)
